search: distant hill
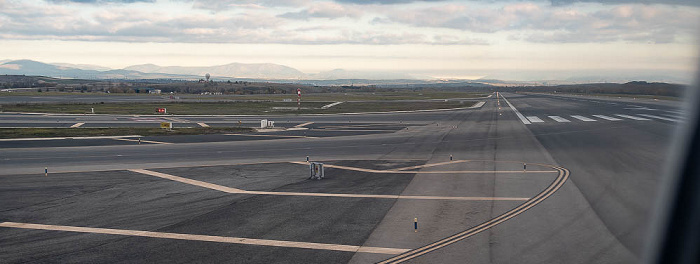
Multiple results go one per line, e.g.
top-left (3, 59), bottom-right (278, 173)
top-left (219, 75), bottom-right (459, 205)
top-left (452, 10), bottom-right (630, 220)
top-left (0, 60), bottom-right (198, 80)
top-left (310, 69), bottom-right (428, 80)
top-left (124, 63), bottom-right (306, 79)
top-left (52, 62), bottom-right (112, 71)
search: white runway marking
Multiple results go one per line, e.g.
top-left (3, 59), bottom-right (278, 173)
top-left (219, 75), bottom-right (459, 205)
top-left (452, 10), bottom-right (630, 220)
top-left (0, 222), bottom-right (409, 255)
top-left (637, 114), bottom-right (681, 123)
top-left (615, 114), bottom-right (651, 121)
top-left (570, 115), bottom-right (596, 122)
top-left (500, 94), bottom-right (530, 124)
top-left (70, 123), bottom-right (85, 128)
top-left (548, 116), bottom-right (570, 122)
top-left (197, 122), bottom-right (210, 127)
top-left (663, 114), bottom-right (685, 120)
top-left (526, 116), bottom-right (544, 123)
top-left (592, 115), bottom-right (622, 121)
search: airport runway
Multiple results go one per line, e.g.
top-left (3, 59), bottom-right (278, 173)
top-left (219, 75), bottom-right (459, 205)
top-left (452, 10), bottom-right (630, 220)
top-left (0, 93), bottom-right (682, 263)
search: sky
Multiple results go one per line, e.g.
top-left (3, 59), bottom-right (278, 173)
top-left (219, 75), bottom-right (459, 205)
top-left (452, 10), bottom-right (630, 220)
top-left (0, 0), bottom-right (699, 81)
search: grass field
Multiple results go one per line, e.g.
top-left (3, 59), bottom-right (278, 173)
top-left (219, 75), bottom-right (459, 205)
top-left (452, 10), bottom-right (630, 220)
top-left (0, 91), bottom-right (489, 101)
top-left (0, 100), bottom-right (478, 115)
top-left (0, 127), bottom-right (253, 139)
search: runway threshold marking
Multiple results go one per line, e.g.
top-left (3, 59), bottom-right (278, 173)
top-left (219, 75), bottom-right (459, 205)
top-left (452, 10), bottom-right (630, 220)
top-left (570, 115), bottom-right (596, 122)
top-left (637, 114), bottom-right (681, 122)
top-left (0, 222), bottom-right (409, 255)
top-left (70, 122), bottom-right (85, 128)
top-left (378, 166), bottom-right (570, 263)
top-left (128, 169), bottom-right (529, 201)
top-left (294, 122), bottom-right (314, 128)
top-left (592, 115), bottom-right (621, 121)
top-left (113, 138), bottom-right (172, 144)
top-left (499, 94), bottom-right (531, 125)
top-left (615, 114), bottom-right (650, 121)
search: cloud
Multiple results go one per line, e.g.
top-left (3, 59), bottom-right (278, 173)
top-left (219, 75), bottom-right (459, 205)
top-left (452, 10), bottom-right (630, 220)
top-left (550, 0), bottom-right (700, 7)
top-left (0, 0), bottom-right (697, 45)
top-left (189, 0), bottom-right (308, 11)
top-left (279, 2), bottom-right (362, 20)
top-left (383, 2), bottom-right (700, 43)
top-left (47, 0), bottom-right (154, 3)
top-left (334, 0), bottom-right (445, 4)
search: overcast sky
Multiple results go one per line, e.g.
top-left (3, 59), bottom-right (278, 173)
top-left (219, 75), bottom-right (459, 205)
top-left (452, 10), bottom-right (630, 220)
top-left (0, 0), bottom-right (699, 80)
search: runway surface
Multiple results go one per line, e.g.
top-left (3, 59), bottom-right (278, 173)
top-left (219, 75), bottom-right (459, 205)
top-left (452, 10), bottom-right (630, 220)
top-left (0, 92), bottom-right (682, 263)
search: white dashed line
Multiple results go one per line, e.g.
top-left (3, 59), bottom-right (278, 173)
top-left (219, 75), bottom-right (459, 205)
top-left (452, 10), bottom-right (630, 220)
top-left (592, 115), bottom-right (622, 121)
top-left (637, 114), bottom-right (681, 123)
top-left (615, 114), bottom-right (651, 121)
top-left (570, 115), bottom-right (596, 122)
top-left (548, 116), bottom-right (570, 122)
top-left (526, 116), bottom-right (544, 123)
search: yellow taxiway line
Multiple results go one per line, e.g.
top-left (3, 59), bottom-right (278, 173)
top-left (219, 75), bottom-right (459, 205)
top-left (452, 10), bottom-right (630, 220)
top-left (290, 162), bottom-right (556, 174)
top-left (0, 222), bottom-right (409, 255)
top-left (128, 169), bottom-right (529, 201)
top-left (113, 138), bottom-right (172, 144)
top-left (294, 122), bottom-right (314, 128)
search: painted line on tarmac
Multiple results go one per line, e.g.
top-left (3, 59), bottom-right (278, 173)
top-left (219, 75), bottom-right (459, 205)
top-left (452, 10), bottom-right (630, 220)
top-left (0, 135), bottom-right (143, 141)
top-left (197, 122), bottom-right (210, 127)
top-left (294, 122), bottom-right (314, 128)
top-left (0, 222), bottom-right (409, 255)
top-left (394, 160), bottom-right (468, 171)
top-left (70, 122), bottom-right (85, 128)
top-left (378, 166), bottom-right (570, 263)
top-left (128, 169), bottom-right (529, 201)
top-left (223, 133), bottom-right (317, 139)
top-left (113, 138), bottom-right (172, 145)
top-left (637, 114), bottom-right (682, 123)
top-left (499, 94), bottom-right (531, 125)
top-left (130, 169), bottom-right (246, 193)
top-left (290, 162), bottom-right (556, 174)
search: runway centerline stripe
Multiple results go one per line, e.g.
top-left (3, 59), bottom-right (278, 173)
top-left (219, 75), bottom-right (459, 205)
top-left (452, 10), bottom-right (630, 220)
top-left (0, 222), bottom-right (409, 255)
top-left (570, 115), bottom-right (596, 122)
top-left (615, 114), bottom-right (651, 121)
top-left (128, 169), bottom-right (530, 201)
top-left (592, 115), bottom-right (621, 121)
top-left (637, 114), bottom-right (681, 122)
top-left (499, 94), bottom-right (531, 125)
top-left (70, 122), bottom-right (85, 128)
top-left (378, 167), bottom-right (570, 263)
top-left (548, 116), bottom-right (570, 122)
top-left (526, 116), bottom-right (544, 123)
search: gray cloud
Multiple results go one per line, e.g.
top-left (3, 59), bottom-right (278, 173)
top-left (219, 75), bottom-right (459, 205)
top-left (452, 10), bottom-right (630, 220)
top-left (279, 2), bottom-right (362, 20)
top-left (46, 0), bottom-right (155, 3)
top-left (383, 3), bottom-right (700, 43)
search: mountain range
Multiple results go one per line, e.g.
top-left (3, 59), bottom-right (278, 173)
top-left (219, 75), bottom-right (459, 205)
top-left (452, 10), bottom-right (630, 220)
top-left (0, 59), bottom-right (428, 81)
top-left (0, 59), bottom-right (691, 84)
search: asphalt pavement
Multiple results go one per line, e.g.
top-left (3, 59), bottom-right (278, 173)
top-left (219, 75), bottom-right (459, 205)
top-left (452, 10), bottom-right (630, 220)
top-left (0, 92), bottom-right (683, 263)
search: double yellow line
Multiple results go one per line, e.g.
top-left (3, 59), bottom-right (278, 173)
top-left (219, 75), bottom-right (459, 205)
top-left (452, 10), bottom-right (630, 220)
top-left (378, 166), bottom-right (570, 263)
